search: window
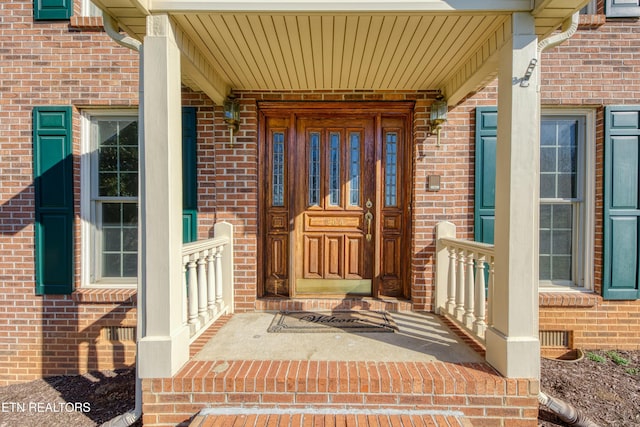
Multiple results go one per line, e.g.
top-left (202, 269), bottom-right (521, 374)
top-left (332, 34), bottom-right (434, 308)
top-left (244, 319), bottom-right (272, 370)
top-left (82, 111), bottom-right (139, 286)
top-left (539, 111), bottom-right (595, 290)
top-left (606, 0), bottom-right (640, 18)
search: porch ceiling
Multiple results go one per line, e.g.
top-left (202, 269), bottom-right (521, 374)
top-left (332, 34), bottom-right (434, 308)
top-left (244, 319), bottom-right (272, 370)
top-left (94, 0), bottom-right (589, 105)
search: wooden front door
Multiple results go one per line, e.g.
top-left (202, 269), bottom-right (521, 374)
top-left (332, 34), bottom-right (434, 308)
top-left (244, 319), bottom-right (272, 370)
top-left (260, 102), bottom-right (412, 299)
top-left (293, 117), bottom-right (375, 295)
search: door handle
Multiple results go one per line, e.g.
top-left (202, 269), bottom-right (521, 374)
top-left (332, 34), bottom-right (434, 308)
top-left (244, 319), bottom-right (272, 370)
top-left (365, 198), bottom-right (373, 242)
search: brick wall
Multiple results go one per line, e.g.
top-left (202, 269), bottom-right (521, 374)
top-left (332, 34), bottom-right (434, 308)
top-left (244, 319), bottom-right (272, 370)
top-left (0, 0), bottom-right (142, 385)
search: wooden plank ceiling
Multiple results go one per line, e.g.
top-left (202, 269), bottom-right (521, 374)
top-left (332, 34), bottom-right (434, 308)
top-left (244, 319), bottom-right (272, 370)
top-left (173, 13), bottom-right (507, 91)
top-left (93, 0), bottom-right (590, 102)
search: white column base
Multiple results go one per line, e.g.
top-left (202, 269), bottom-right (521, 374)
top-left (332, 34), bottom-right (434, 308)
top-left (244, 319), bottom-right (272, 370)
top-left (485, 326), bottom-right (540, 379)
top-left (137, 325), bottom-right (190, 378)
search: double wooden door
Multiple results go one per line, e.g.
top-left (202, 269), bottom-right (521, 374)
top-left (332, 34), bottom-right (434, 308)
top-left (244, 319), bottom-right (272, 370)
top-left (260, 103), bottom-right (411, 299)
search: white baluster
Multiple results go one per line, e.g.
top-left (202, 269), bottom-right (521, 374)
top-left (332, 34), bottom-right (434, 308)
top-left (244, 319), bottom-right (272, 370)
top-left (455, 248), bottom-right (466, 321)
top-left (197, 251), bottom-right (208, 318)
top-left (463, 251), bottom-right (476, 330)
top-left (207, 249), bottom-right (216, 313)
top-left (446, 246), bottom-right (457, 316)
top-left (487, 256), bottom-right (495, 329)
top-left (215, 245), bottom-right (224, 310)
top-left (474, 254), bottom-right (487, 338)
top-left (182, 256), bottom-right (188, 325)
top-left (187, 257), bottom-right (198, 325)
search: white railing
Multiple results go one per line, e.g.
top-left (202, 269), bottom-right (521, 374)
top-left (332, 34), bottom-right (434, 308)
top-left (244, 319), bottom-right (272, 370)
top-left (435, 221), bottom-right (494, 345)
top-left (181, 221), bottom-right (234, 342)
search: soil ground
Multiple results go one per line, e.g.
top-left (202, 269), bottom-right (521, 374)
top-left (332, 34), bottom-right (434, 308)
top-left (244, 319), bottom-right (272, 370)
top-left (0, 350), bottom-right (638, 426)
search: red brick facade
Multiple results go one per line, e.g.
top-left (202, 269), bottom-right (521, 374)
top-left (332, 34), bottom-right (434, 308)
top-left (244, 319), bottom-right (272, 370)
top-left (1, 0), bottom-right (640, 389)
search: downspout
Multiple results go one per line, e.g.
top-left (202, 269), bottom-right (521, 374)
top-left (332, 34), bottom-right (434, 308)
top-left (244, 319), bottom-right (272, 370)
top-left (535, 11), bottom-right (600, 427)
top-left (102, 11), bottom-right (141, 52)
top-left (100, 10), bottom-right (142, 427)
top-left (537, 11), bottom-right (579, 54)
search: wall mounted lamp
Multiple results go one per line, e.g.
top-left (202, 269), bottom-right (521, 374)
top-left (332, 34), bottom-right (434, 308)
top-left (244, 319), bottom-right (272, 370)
top-left (429, 94), bottom-right (448, 147)
top-left (223, 95), bottom-right (240, 146)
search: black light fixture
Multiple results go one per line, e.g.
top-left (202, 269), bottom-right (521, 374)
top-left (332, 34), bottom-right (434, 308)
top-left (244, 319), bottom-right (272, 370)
top-left (429, 94), bottom-right (448, 147)
top-left (223, 95), bottom-right (240, 146)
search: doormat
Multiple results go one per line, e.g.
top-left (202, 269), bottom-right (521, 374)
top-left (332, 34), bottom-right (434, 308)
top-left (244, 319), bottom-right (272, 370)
top-left (267, 311), bottom-right (397, 333)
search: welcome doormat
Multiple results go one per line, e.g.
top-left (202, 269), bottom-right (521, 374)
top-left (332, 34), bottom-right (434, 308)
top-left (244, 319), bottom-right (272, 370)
top-left (267, 310), bottom-right (397, 333)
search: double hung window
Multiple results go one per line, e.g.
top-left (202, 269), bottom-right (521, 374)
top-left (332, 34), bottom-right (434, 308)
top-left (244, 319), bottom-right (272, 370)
top-left (82, 111), bottom-right (139, 286)
top-left (539, 112), bottom-right (594, 290)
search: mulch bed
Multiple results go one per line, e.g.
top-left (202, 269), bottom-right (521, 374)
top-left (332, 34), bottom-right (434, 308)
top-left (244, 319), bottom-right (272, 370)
top-left (0, 350), bottom-right (638, 426)
top-left (539, 350), bottom-right (640, 426)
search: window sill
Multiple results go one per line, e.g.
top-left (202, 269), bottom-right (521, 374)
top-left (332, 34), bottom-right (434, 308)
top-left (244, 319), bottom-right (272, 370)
top-left (578, 14), bottom-right (607, 29)
top-left (69, 16), bottom-right (105, 32)
top-left (539, 291), bottom-right (599, 308)
top-left (72, 288), bottom-right (137, 304)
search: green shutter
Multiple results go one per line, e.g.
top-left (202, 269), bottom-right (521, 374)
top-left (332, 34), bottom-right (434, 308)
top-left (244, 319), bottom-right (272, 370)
top-left (34, 0), bottom-right (72, 20)
top-left (606, 0), bottom-right (640, 18)
top-left (474, 107), bottom-right (497, 244)
top-left (603, 106), bottom-right (640, 300)
top-left (182, 107), bottom-right (198, 243)
top-left (33, 107), bottom-right (74, 294)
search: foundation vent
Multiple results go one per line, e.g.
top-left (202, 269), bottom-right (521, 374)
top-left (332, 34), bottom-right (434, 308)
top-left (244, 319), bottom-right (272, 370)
top-left (101, 326), bottom-right (136, 342)
top-left (539, 330), bottom-right (571, 348)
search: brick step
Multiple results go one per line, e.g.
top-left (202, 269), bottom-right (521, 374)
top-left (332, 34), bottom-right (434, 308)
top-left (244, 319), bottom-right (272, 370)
top-left (189, 408), bottom-right (473, 427)
top-left (143, 360), bottom-right (539, 426)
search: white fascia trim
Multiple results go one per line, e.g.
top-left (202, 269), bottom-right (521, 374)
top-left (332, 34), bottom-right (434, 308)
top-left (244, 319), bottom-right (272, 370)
top-left (539, 107), bottom-right (596, 292)
top-left (80, 109), bottom-right (139, 289)
top-left (150, 0), bottom-right (531, 13)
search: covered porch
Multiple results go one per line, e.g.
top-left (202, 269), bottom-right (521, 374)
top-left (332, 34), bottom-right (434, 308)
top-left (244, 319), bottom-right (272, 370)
top-left (93, 0), bottom-right (589, 424)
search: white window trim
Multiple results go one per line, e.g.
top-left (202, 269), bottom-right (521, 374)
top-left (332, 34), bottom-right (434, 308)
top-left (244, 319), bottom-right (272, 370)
top-left (539, 108), bottom-right (595, 293)
top-left (81, 109), bottom-right (139, 289)
top-left (82, 0), bottom-right (102, 17)
top-left (580, 0), bottom-right (597, 14)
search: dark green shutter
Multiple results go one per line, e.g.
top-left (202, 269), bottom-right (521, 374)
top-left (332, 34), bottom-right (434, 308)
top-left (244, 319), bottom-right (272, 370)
top-left (606, 0), bottom-right (640, 18)
top-left (474, 107), bottom-right (497, 244)
top-left (33, 107), bottom-right (74, 294)
top-left (182, 107), bottom-right (198, 243)
top-left (34, 0), bottom-right (72, 20)
top-left (603, 106), bottom-right (640, 300)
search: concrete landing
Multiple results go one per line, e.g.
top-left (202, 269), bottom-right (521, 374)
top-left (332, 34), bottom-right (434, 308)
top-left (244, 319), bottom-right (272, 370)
top-left (192, 311), bottom-right (483, 363)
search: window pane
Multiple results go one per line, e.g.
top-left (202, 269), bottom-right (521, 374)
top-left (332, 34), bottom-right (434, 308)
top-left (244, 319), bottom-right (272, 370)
top-left (385, 133), bottom-right (398, 207)
top-left (557, 174), bottom-right (575, 199)
top-left (540, 175), bottom-right (556, 199)
top-left (539, 203), bottom-right (573, 282)
top-left (122, 227), bottom-right (138, 252)
top-left (122, 254), bottom-right (138, 277)
top-left (308, 133), bottom-right (320, 206)
top-left (539, 256), bottom-right (551, 281)
top-left (272, 132), bottom-right (285, 207)
top-left (349, 133), bottom-right (361, 206)
top-left (329, 133), bottom-right (341, 206)
top-left (97, 119), bottom-right (139, 198)
top-left (539, 119), bottom-right (578, 199)
top-left (103, 228), bottom-right (121, 251)
top-left (103, 254), bottom-right (121, 277)
top-left (552, 256), bottom-right (572, 281)
top-left (101, 202), bottom-right (138, 278)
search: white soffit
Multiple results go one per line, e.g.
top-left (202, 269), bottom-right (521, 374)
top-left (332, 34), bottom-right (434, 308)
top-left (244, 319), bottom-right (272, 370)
top-left (94, 0), bottom-right (589, 97)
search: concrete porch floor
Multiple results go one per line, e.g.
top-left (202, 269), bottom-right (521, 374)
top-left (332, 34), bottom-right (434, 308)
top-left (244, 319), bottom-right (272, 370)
top-left (192, 312), bottom-right (484, 364)
top-left (142, 311), bottom-right (540, 426)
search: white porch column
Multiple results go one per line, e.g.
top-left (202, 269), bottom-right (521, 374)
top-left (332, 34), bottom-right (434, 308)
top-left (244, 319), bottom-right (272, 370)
top-left (484, 12), bottom-right (540, 379)
top-left (137, 14), bottom-right (189, 378)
